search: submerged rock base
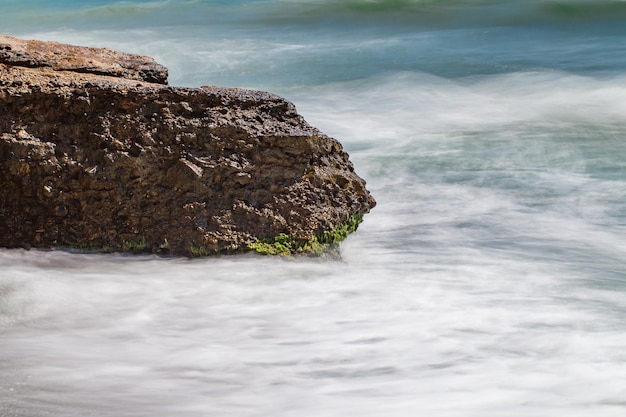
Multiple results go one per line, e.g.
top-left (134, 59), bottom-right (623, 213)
top-left (0, 35), bottom-right (375, 256)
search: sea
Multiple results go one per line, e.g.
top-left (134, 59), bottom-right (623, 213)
top-left (2, 1), bottom-right (626, 416)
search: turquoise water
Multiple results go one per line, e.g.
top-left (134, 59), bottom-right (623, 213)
top-left (2, 1), bottom-right (626, 416)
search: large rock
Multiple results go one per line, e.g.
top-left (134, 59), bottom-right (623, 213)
top-left (0, 35), bottom-right (375, 256)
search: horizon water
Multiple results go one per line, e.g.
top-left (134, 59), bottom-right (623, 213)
top-left (2, 1), bottom-right (626, 416)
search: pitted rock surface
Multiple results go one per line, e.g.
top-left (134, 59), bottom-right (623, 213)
top-left (0, 35), bottom-right (375, 255)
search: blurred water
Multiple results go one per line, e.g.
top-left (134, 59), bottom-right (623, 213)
top-left (2, 1), bottom-right (626, 416)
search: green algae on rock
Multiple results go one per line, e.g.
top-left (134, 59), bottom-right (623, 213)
top-left (0, 35), bottom-right (375, 256)
top-left (247, 215), bottom-right (363, 256)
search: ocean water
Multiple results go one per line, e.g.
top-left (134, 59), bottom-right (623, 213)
top-left (2, 1), bottom-right (626, 416)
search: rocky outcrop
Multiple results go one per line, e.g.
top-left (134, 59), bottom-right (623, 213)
top-left (0, 35), bottom-right (375, 256)
top-left (0, 35), bottom-right (168, 84)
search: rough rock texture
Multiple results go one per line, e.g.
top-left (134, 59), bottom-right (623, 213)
top-left (0, 35), bottom-right (375, 256)
top-left (0, 35), bottom-right (168, 84)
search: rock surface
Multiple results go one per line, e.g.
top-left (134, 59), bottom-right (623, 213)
top-left (0, 35), bottom-right (168, 84)
top-left (0, 35), bottom-right (375, 256)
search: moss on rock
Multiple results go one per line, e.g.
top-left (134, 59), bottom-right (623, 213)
top-left (248, 215), bottom-right (363, 256)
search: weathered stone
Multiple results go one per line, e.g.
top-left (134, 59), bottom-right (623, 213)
top-left (0, 35), bottom-right (375, 256)
top-left (0, 35), bottom-right (168, 84)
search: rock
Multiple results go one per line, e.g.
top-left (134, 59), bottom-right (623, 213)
top-left (0, 35), bottom-right (168, 84)
top-left (0, 35), bottom-right (375, 256)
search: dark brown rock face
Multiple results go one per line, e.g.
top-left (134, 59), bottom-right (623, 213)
top-left (0, 35), bottom-right (375, 256)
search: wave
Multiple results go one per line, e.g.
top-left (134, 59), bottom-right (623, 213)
top-left (241, 0), bottom-right (626, 27)
top-left (285, 70), bottom-right (626, 194)
top-left (6, 0), bottom-right (626, 33)
top-left (290, 70), bottom-right (626, 142)
top-left (539, 0), bottom-right (626, 19)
